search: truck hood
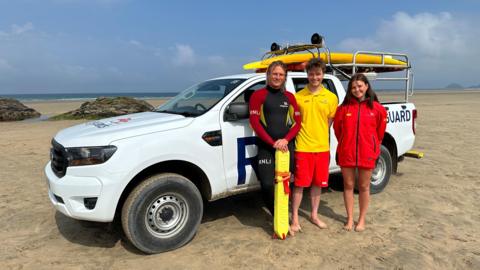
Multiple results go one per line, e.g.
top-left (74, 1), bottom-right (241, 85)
top-left (54, 112), bottom-right (193, 147)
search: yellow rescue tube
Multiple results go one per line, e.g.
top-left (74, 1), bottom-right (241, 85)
top-left (274, 150), bottom-right (290, 240)
top-left (243, 52), bottom-right (407, 70)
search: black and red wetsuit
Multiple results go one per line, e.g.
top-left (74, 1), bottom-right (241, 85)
top-left (249, 85), bottom-right (301, 214)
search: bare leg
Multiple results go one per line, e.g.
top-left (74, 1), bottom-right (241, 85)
top-left (341, 167), bottom-right (355, 231)
top-left (356, 168), bottom-right (373, 232)
top-left (310, 185), bottom-right (327, 228)
top-left (290, 186), bottom-right (303, 235)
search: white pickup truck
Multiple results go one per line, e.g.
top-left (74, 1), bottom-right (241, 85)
top-left (45, 46), bottom-right (418, 253)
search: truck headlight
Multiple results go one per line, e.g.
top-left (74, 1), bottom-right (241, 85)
top-left (66, 146), bottom-right (117, 166)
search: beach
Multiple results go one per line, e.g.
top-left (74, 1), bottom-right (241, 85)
top-left (1, 91), bottom-right (479, 269)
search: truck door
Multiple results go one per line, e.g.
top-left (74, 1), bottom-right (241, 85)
top-left (220, 80), bottom-right (265, 191)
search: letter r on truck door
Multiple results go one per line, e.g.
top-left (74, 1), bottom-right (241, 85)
top-left (236, 136), bottom-right (258, 185)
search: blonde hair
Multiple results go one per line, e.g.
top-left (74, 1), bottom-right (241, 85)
top-left (266, 60), bottom-right (288, 91)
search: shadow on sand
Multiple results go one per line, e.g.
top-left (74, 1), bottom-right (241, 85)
top-left (54, 211), bottom-right (143, 254)
top-left (55, 176), bottom-right (347, 253)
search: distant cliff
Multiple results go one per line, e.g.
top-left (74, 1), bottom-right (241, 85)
top-left (445, 83), bottom-right (464, 89)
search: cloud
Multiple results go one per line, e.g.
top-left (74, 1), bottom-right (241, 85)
top-left (338, 12), bottom-right (480, 88)
top-left (128, 39), bottom-right (142, 47)
top-left (0, 22), bottom-right (237, 93)
top-left (127, 39), bottom-right (164, 59)
top-left (207, 55), bottom-right (226, 66)
top-left (0, 22), bottom-right (34, 37)
top-left (0, 59), bottom-right (15, 77)
top-left (11, 22), bottom-right (34, 35)
top-left (0, 59), bottom-right (13, 69)
top-left (57, 65), bottom-right (100, 80)
top-left (172, 44), bottom-right (196, 67)
top-left (340, 12), bottom-right (467, 56)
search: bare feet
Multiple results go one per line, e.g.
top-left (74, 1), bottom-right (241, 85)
top-left (310, 216), bottom-right (328, 229)
top-left (289, 223), bottom-right (302, 236)
top-left (355, 220), bottom-right (366, 232)
top-left (343, 221), bottom-right (354, 231)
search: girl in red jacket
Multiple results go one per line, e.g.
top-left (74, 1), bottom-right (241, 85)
top-left (333, 73), bottom-right (387, 232)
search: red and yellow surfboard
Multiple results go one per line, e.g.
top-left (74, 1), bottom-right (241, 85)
top-left (244, 52), bottom-right (407, 71)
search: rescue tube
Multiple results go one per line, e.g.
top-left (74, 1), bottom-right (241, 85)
top-left (273, 150), bottom-right (290, 240)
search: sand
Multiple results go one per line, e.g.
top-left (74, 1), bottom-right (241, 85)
top-left (1, 92), bottom-right (479, 269)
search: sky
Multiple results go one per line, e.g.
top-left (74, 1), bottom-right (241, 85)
top-left (0, 0), bottom-right (479, 94)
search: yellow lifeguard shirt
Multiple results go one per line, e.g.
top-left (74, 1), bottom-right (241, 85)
top-left (295, 85), bottom-right (338, 152)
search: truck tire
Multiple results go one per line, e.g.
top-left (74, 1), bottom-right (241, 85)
top-left (370, 145), bottom-right (393, 194)
top-left (121, 173), bottom-right (203, 254)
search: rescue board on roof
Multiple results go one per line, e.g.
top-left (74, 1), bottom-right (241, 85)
top-left (243, 52), bottom-right (408, 72)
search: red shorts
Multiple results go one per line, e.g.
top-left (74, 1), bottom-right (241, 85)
top-left (294, 151), bottom-right (330, 188)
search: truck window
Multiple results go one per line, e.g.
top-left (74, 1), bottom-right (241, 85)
top-left (231, 81), bottom-right (266, 104)
top-left (157, 78), bottom-right (246, 116)
top-left (291, 78), bottom-right (338, 98)
top-left (292, 78), bottom-right (309, 92)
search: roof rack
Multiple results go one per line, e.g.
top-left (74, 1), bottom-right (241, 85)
top-left (260, 34), bottom-right (414, 101)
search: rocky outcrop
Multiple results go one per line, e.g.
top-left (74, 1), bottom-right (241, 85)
top-left (0, 98), bottom-right (41, 121)
top-left (50, 97), bottom-right (155, 120)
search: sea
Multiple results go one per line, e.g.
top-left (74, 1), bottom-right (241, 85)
top-left (2, 88), bottom-right (478, 102)
top-left (0, 92), bottom-right (179, 102)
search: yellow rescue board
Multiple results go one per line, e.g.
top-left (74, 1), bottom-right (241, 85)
top-left (274, 150), bottom-right (290, 240)
top-left (243, 52), bottom-right (407, 70)
top-left (404, 150), bottom-right (424, 159)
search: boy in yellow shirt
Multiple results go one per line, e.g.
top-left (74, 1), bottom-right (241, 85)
top-left (290, 58), bottom-right (338, 234)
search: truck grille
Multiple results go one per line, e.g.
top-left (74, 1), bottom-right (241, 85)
top-left (51, 139), bottom-right (68, 178)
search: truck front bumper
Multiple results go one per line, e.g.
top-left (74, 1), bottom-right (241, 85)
top-left (45, 162), bottom-right (122, 222)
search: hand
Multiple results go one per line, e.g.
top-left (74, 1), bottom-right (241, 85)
top-left (273, 139), bottom-right (289, 152)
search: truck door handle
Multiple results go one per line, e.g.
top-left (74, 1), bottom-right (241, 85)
top-left (401, 105), bottom-right (407, 109)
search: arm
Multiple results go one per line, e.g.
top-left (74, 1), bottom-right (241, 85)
top-left (376, 104), bottom-right (388, 142)
top-left (328, 93), bottom-right (338, 128)
top-left (333, 105), bottom-right (343, 141)
top-left (284, 92), bottom-right (302, 142)
top-left (249, 90), bottom-right (275, 146)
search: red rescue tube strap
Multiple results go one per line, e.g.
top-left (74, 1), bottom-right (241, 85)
top-left (274, 171), bottom-right (290, 194)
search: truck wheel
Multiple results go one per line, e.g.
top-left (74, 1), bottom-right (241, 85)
top-left (121, 173), bottom-right (203, 254)
top-left (370, 145), bottom-right (392, 194)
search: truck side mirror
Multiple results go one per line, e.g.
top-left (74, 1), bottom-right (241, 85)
top-left (224, 102), bottom-right (249, 121)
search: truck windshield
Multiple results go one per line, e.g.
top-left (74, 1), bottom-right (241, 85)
top-left (156, 78), bottom-right (246, 116)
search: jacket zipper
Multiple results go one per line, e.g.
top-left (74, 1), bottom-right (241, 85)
top-left (372, 135), bottom-right (376, 153)
top-left (355, 101), bottom-right (361, 167)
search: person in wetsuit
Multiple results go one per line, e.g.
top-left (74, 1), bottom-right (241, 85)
top-left (248, 61), bottom-right (301, 215)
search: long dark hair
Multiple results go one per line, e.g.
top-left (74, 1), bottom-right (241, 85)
top-left (343, 73), bottom-right (379, 108)
top-left (266, 60), bottom-right (288, 92)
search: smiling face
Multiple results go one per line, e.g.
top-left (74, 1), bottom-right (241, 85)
top-left (307, 67), bottom-right (324, 89)
top-left (350, 80), bottom-right (369, 101)
top-left (267, 65), bottom-right (286, 89)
